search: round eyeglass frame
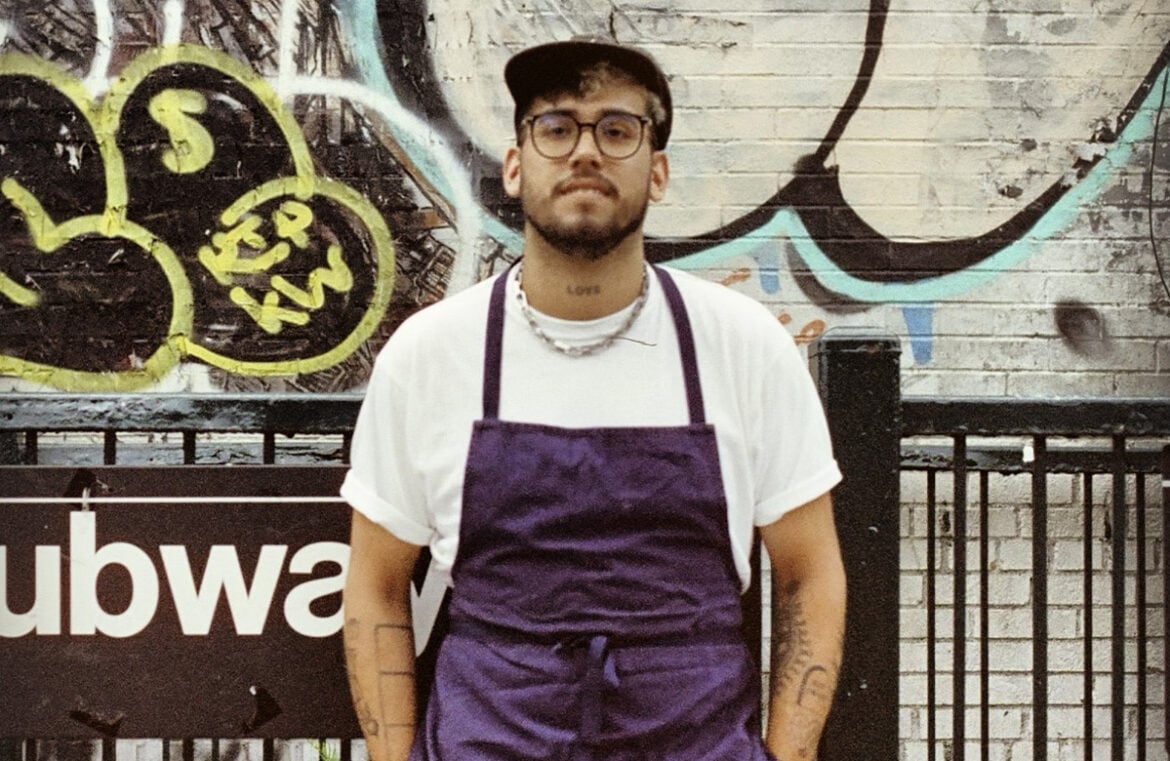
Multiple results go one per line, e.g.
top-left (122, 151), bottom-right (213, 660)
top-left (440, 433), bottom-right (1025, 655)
top-left (522, 112), bottom-right (652, 160)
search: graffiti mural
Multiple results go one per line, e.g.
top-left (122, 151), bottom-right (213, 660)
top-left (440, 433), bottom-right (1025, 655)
top-left (0, 0), bottom-right (1167, 392)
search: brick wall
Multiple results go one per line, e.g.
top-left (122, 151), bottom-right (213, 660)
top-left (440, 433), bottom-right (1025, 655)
top-left (898, 466), bottom-right (1165, 760)
top-left (0, 1), bottom-right (1166, 396)
top-left (0, 2), bottom-right (1166, 759)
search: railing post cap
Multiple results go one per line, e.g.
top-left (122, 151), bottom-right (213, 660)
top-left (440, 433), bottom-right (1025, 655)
top-left (810, 328), bottom-right (901, 357)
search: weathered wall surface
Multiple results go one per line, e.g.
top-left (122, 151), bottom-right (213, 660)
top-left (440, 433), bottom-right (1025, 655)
top-left (0, 1), bottom-right (1167, 396)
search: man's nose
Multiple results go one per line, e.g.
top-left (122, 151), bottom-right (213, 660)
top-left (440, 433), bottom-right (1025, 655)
top-left (569, 125), bottom-right (603, 163)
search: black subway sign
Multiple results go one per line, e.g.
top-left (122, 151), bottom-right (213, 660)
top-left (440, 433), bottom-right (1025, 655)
top-left (0, 466), bottom-right (361, 738)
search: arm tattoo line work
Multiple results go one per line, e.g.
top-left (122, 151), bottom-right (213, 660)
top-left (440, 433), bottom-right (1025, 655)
top-left (771, 580), bottom-right (814, 696)
top-left (770, 580), bottom-right (841, 759)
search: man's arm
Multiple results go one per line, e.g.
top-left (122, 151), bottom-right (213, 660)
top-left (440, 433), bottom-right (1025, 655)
top-left (343, 510), bottom-right (423, 761)
top-left (760, 491), bottom-right (847, 760)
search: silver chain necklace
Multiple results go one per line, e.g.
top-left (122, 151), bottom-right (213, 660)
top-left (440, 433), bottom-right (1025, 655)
top-left (514, 262), bottom-right (651, 358)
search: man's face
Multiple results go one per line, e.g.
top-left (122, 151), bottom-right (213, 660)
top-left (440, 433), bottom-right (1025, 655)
top-left (502, 80), bottom-right (669, 260)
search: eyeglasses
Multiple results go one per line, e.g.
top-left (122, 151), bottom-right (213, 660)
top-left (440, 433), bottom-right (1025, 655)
top-left (523, 111), bottom-right (651, 160)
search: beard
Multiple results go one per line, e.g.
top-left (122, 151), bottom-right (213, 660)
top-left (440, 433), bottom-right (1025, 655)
top-left (526, 208), bottom-right (647, 261)
top-left (523, 180), bottom-right (650, 261)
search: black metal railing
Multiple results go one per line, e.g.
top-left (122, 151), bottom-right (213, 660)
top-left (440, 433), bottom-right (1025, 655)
top-left (3, 333), bottom-right (1168, 761)
top-left (815, 331), bottom-right (1169, 761)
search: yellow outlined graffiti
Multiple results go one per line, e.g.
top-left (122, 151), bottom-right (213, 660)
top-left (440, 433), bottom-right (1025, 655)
top-left (148, 89), bottom-right (214, 175)
top-left (0, 45), bottom-right (396, 388)
top-left (0, 177), bottom-right (193, 391)
top-left (0, 271), bottom-right (40, 307)
top-left (181, 175), bottom-right (394, 376)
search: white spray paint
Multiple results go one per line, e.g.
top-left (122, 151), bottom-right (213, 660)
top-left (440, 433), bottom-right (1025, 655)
top-left (82, 0), bottom-right (115, 96)
top-left (277, 74), bottom-right (483, 294)
top-left (162, 0), bottom-right (185, 47)
top-left (278, 0), bottom-right (299, 96)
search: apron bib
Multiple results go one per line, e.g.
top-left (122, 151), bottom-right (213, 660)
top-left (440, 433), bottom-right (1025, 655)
top-left (410, 265), bottom-right (775, 761)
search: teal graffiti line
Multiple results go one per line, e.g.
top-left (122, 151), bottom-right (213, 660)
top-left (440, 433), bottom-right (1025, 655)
top-left (335, 4), bottom-right (1164, 300)
top-left (336, 0), bottom-right (522, 254)
top-left (676, 65), bottom-right (1169, 303)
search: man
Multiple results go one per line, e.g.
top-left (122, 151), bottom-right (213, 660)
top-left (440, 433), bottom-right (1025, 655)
top-left (341, 37), bottom-right (846, 761)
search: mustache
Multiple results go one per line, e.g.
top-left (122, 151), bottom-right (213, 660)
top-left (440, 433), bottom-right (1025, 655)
top-left (554, 174), bottom-right (618, 197)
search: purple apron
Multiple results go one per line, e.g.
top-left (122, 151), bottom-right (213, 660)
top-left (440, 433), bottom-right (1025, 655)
top-left (410, 265), bottom-right (775, 761)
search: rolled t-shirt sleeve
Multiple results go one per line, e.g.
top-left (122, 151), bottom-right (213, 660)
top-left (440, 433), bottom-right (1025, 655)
top-left (752, 338), bottom-right (842, 527)
top-left (340, 345), bottom-right (433, 547)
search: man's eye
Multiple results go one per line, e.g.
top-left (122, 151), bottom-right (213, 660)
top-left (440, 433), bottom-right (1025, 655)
top-left (600, 117), bottom-right (637, 140)
top-left (536, 116), bottom-right (573, 138)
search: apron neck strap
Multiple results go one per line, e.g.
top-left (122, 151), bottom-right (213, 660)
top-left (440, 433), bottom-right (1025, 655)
top-left (482, 264), bottom-right (512, 420)
top-left (652, 266), bottom-right (706, 426)
top-left (481, 261), bottom-right (706, 425)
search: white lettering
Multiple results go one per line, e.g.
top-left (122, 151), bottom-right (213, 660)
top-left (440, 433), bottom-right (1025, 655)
top-left (0, 546), bottom-right (62, 636)
top-left (5, 512), bottom-right (351, 638)
top-left (160, 544), bottom-right (287, 635)
top-left (70, 512), bottom-right (160, 637)
top-left (283, 542), bottom-right (349, 638)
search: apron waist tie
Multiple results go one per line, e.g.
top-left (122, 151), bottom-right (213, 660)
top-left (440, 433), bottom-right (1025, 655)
top-left (449, 617), bottom-right (743, 758)
top-left (562, 635), bottom-right (618, 759)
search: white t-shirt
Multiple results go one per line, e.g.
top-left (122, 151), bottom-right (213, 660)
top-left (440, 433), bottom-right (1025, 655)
top-left (341, 265), bottom-right (842, 590)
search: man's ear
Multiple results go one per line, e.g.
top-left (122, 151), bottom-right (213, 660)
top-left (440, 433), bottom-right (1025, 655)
top-left (502, 145), bottom-right (522, 198)
top-left (648, 151), bottom-right (669, 203)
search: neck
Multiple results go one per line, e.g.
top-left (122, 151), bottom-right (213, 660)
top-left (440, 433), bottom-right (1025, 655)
top-left (519, 230), bottom-right (647, 320)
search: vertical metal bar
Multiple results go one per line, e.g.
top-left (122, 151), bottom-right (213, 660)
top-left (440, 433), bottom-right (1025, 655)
top-left (1110, 436), bottom-right (1126, 761)
top-left (183, 432), bottom-right (196, 464)
top-left (263, 738), bottom-right (275, 761)
top-left (102, 738), bottom-right (116, 761)
top-left (927, 470), bottom-right (938, 761)
top-left (1135, 474), bottom-right (1147, 761)
top-left (182, 739), bottom-right (194, 761)
top-left (1163, 446), bottom-right (1170, 761)
top-left (1163, 446), bottom-right (1170, 760)
top-left (342, 431), bottom-right (353, 464)
top-left (1083, 473), bottom-right (1095, 761)
top-left (24, 431), bottom-right (37, 464)
top-left (952, 436), bottom-right (968, 761)
top-left (0, 431), bottom-right (19, 465)
top-left (979, 471), bottom-right (990, 761)
top-left (1031, 435), bottom-right (1048, 761)
top-left (341, 739), bottom-right (352, 761)
top-left (263, 432), bottom-right (277, 464)
top-left (104, 431), bottom-right (117, 465)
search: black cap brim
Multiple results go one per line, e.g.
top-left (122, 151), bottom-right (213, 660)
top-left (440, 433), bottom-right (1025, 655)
top-left (504, 39), bottom-right (672, 149)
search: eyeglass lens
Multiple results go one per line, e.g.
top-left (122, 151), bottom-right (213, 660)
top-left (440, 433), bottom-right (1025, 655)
top-left (529, 112), bottom-right (647, 159)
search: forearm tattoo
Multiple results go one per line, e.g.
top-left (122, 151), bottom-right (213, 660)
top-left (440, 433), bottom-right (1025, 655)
top-left (344, 618), bottom-right (417, 739)
top-left (344, 618), bottom-right (381, 737)
top-left (375, 622), bottom-right (417, 730)
top-left (771, 581), bottom-right (813, 694)
top-left (771, 580), bottom-right (841, 758)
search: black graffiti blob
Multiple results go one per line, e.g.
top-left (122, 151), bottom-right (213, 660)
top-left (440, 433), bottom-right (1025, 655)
top-left (1054, 300), bottom-right (1111, 357)
top-left (113, 61), bottom-right (382, 363)
top-left (0, 74), bottom-right (174, 373)
top-left (116, 65), bottom-right (299, 235)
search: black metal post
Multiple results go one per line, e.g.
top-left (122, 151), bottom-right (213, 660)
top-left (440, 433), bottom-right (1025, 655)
top-left (1163, 446), bottom-right (1169, 760)
top-left (809, 329), bottom-right (901, 761)
top-left (0, 432), bottom-right (18, 464)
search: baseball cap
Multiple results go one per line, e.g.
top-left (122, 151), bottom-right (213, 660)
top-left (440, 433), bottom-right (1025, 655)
top-left (504, 37), bottom-right (673, 149)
